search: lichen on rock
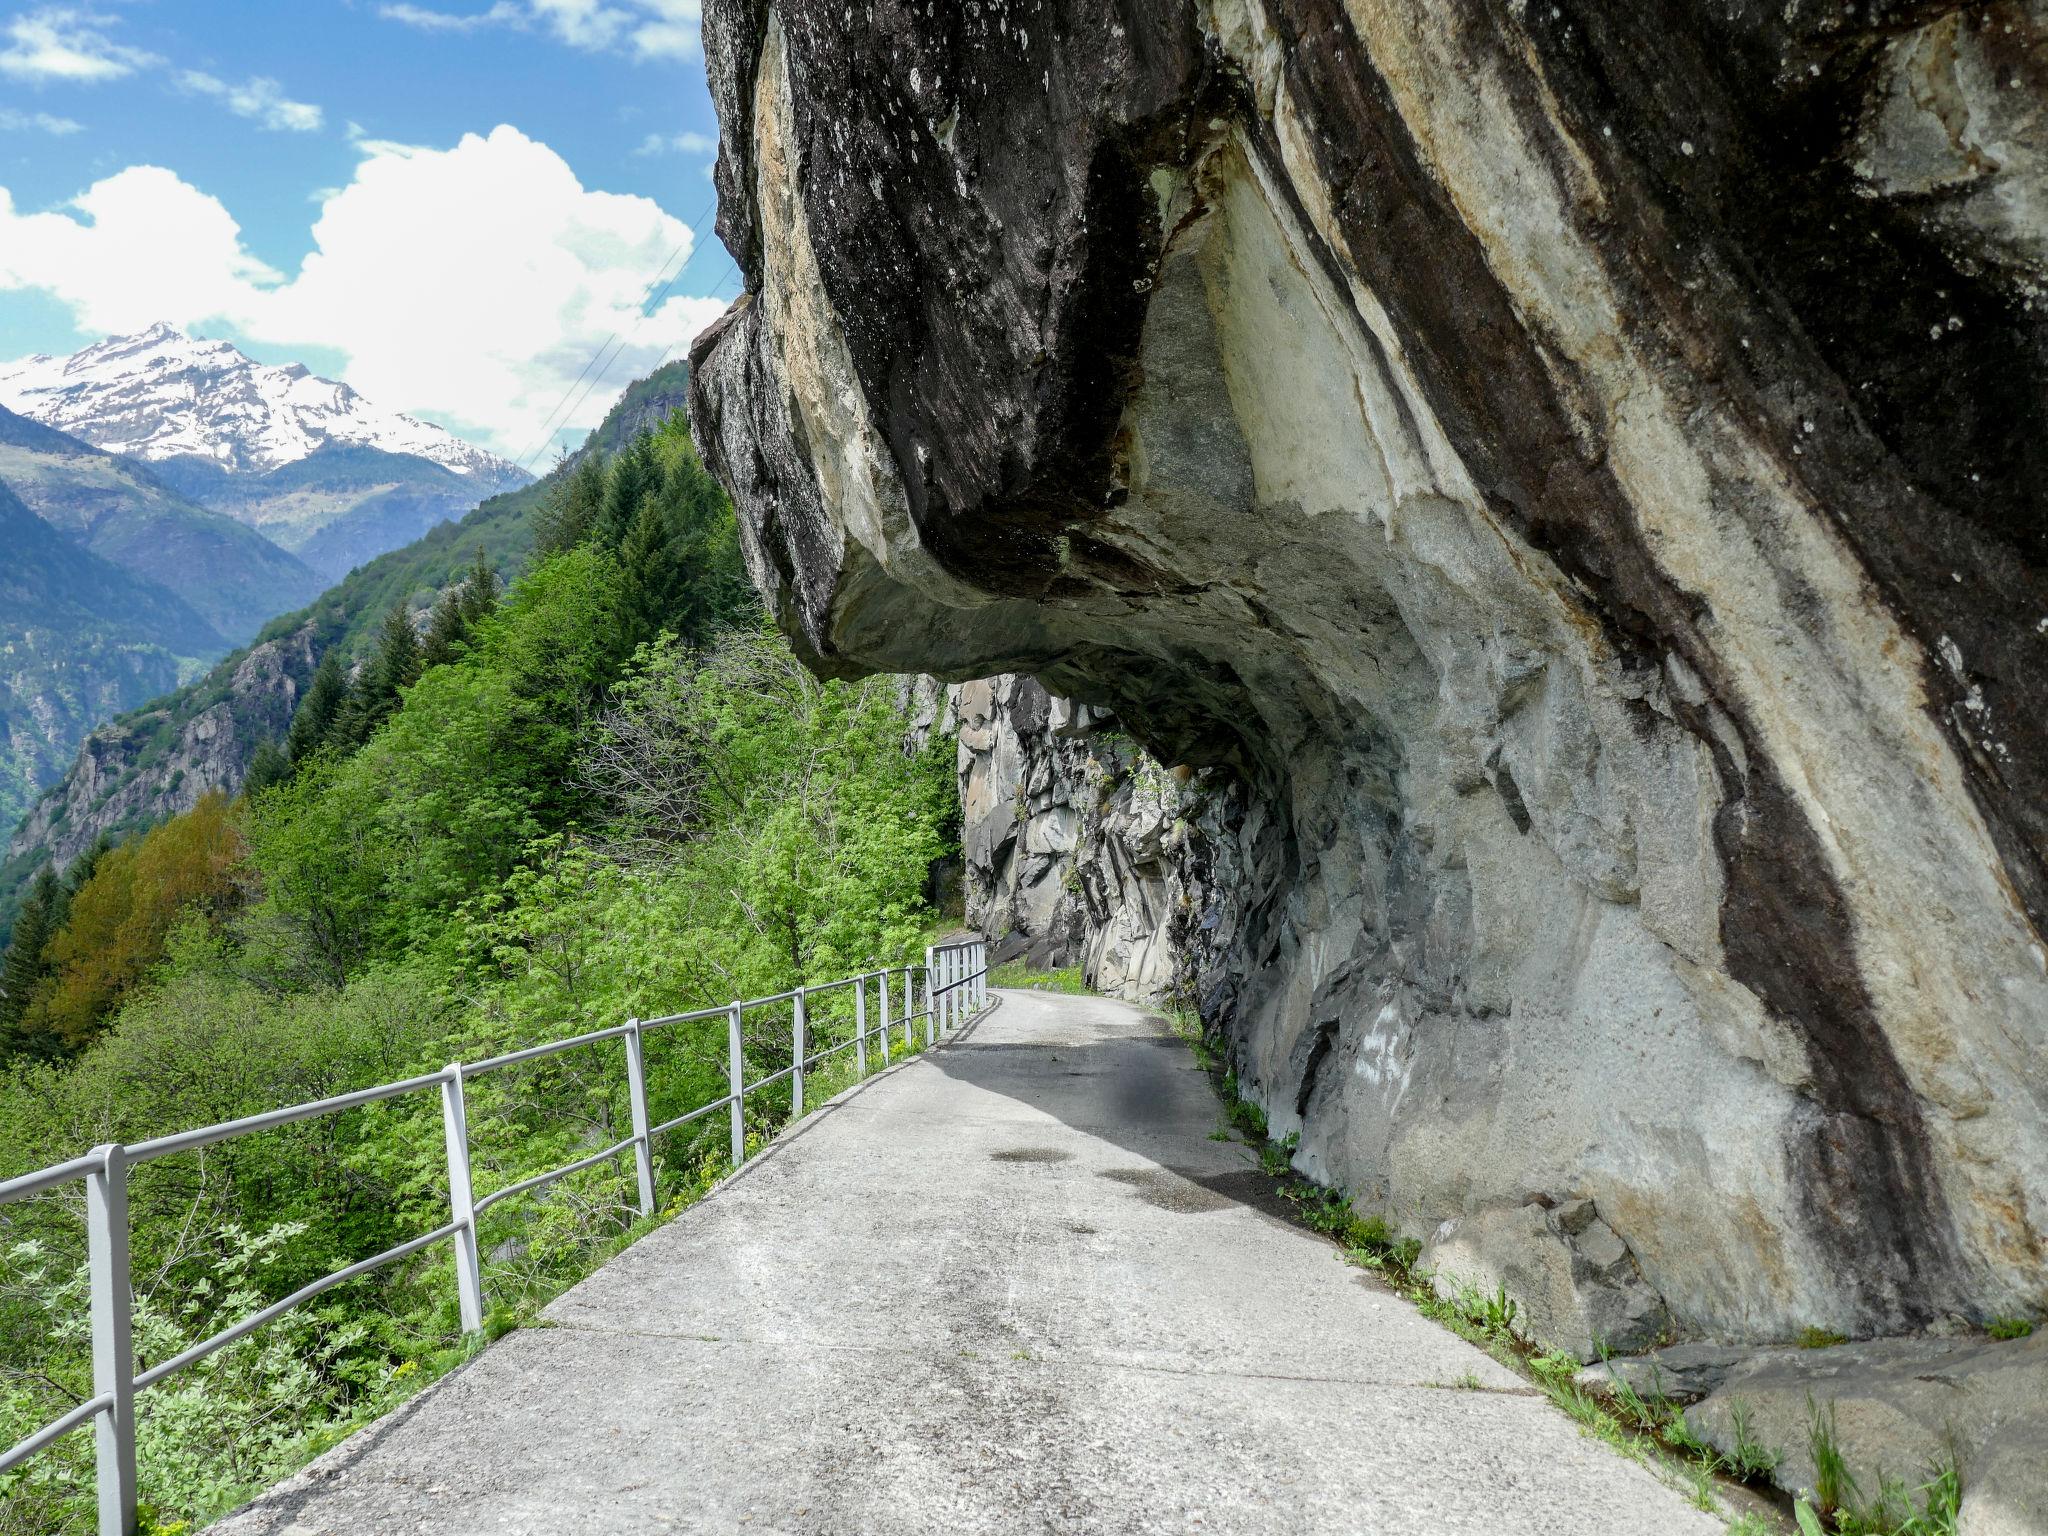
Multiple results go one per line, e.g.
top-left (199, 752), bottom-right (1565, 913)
top-left (689, 0), bottom-right (2048, 1366)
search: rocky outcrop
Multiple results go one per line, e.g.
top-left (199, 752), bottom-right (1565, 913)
top-left (6, 624), bottom-right (317, 873)
top-left (688, 0), bottom-right (2048, 1358)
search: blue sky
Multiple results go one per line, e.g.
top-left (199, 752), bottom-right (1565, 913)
top-left (0, 2), bottom-right (734, 462)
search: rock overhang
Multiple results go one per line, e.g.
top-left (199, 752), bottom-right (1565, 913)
top-left (689, 0), bottom-right (2048, 1345)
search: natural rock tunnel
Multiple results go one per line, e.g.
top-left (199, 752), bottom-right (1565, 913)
top-left (688, 0), bottom-right (2048, 1348)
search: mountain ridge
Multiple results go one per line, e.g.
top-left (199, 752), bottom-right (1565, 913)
top-left (0, 323), bottom-right (523, 482)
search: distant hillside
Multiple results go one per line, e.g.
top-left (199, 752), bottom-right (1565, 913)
top-left (0, 405), bottom-right (323, 642)
top-left (0, 360), bottom-right (693, 938)
top-left (0, 482), bottom-right (224, 831)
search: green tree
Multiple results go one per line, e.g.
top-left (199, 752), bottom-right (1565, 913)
top-left (244, 738), bottom-right (292, 795)
top-left (0, 864), bottom-right (61, 1057)
top-left (287, 649), bottom-right (351, 765)
top-left (421, 547), bottom-right (500, 670)
top-left (532, 451), bottom-right (606, 556)
top-left (596, 432), bottom-right (658, 549)
top-left (334, 604), bottom-right (423, 749)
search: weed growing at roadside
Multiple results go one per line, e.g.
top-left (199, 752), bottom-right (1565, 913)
top-left (1986, 1315), bottom-right (2032, 1340)
top-left (1728, 1400), bottom-right (1783, 1481)
top-left (1808, 1395), bottom-right (1859, 1517)
top-left (1797, 1326), bottom-right (1850, 1349)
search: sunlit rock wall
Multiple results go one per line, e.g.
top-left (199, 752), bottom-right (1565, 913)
top-left (690, 0), bottom-right (2048, 1347)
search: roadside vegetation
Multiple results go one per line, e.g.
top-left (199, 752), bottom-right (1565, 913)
top-left (987, 960), bottom-right (1091, 995)
top-left (0, 412), bottom-right (961, 1534)
top-left (1165, 1008), bottom-right (1967, 1536)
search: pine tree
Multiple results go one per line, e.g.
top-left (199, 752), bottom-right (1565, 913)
top-left (288, 650), bottom-right (351, 764)
top-left (422, 548), bottom-right (500, 669)
top-left (244, 738), bottom-right (292, 794)
top-left (618, 497), bottom-right (681, 650)
top-left (335, 605), bottom-right (422, 748)
top-left (597, 433), bottom-right (658, 549)
top-left (463, 546), bottom-right (499, 620)
top-left (533, 453), bottom-right (607, 555)
top-left (0, 865), bottom-right (60, 1049)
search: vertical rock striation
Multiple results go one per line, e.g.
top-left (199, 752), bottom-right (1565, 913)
top-left (690, 0), bottom-right (2048, 1346)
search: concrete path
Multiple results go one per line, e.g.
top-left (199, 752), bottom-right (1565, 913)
top-left (215, 990), bottom-right (1721, 1535)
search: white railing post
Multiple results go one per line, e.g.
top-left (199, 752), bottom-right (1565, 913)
top-left (903, 967), bottom-right (914, 1052)
top-left (923, 951), bottom-right (937, 1048)
top-left (854, 974), bottom-right (868, 1077)
top-left (624, 1017), bottom-right (655, 1219)
top-left (440, 1065), bottom-right (485, 1334)
top-left (978, 940), bottom-right (988, 1008)
top-left (727, 1002), bottom-right (745, 1168)
top-left (791, 987), bottom-right (807, 1119)
top-left (876, 969), bottom-right (891, 1066)
top-left (86, 1143), bottom-right (136, 1536)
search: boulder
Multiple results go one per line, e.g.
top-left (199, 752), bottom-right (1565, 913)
top-left (1420, 1199), bottom-right (1671, 1362)
top-left (1685, 1332), bottom-right (2048, 1529)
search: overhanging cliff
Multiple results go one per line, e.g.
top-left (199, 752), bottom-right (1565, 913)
top-left (688, 0), bottom-right (2048, 1347)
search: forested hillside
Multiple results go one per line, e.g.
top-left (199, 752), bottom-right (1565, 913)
top-left (0, 364), bottom-right (699, 940)
top-left (0, 405), bottom-right (958, 1534)
top-left (0, 485), bottom-right (225, 834)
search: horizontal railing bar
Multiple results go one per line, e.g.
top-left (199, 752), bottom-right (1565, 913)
top-left (641, 1003), bottom-right (730, 1029)
top-left (463, 1024), bottom-right (633, 1079)
top-left (0, 1391), bottom-right (113, 1475)
top-left (649, 1096), bottom-right (732, 1138)
top-left (471, 1137), bottom-right (637, 1217)
top-left (130, 1072), bottom-right (448, 1165)
top-left (930, 941), bottom-right (982, 954)
top-left (133, 1222), bottom-right (460, 1393)
top-left (743, 1065), bottom-right (794, 1093)
top-left (0, 1150), bottom-right (102, 1207)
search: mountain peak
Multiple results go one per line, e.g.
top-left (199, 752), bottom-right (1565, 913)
top-left (0, 328), bottom-right (525, 484)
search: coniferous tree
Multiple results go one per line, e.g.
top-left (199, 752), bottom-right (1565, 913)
top-left (533, 452), bottom-right (607, 556)
top-left (0, 865), bottom-right (60, 1054)
top-left (336, 604), bottom-right (423, 748)
top-left (422, 548), bottom-right (501, 670)
top-left (244, 739), bottom-right (292, 794)
top-left (288, 650), bottom-right (351, 764)
top-left (597, 433), bottom-right (658, 548)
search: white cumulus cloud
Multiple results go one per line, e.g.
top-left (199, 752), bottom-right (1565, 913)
top-left (0, 6), bottom-right (157, 82)
top-left (0, 126), bottom-right (727, 458)
top-left (178, 72), bottom-right (324, 133)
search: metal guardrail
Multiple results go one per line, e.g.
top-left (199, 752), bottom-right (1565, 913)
top-left (0, 935), bottom-right (990, 1534)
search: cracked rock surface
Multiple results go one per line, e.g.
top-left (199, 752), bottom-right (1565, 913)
top-left (689, 0), bottom-right (2048, 1348)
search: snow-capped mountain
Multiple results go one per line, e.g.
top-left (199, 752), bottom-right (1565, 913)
top-left (0, 323), bottom-right (520, 481)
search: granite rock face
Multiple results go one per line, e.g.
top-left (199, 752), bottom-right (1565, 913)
top-left (689, 0), bottom-right (2048, 1347)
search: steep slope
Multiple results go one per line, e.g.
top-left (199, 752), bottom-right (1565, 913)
top-left (1, 360), bottom-right (695, 907)
top-left (0, 325), bottom-right (532, 574)
top-left (688, 0), bottom-right (2048, 1357)
top-left (0, 481), bottom-right (224, 830)
top-left (0, 405), bottom-right (322, 641)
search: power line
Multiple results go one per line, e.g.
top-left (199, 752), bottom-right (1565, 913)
top-left (515, 197), bottom-right (722, 472)
top-left (545, 218), bottom-right (728, 460)
top-left (514, 241), bottom-right (686, 472)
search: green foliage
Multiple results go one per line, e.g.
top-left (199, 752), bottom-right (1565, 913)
top-left (1797, 1326), bottom-right (1850, 1350)
top-left (1986, 1315), bottom-right (2032, 1340)
top-left (0, 867), bottom-right (60, 1054)
top-left (988, 961), bottom-right (1090, 995)
top-left (0, 404), bottom-right (961, 1532)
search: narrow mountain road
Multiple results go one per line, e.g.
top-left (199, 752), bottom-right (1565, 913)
top-left (215, 991), bottom-right (1721, 1535)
